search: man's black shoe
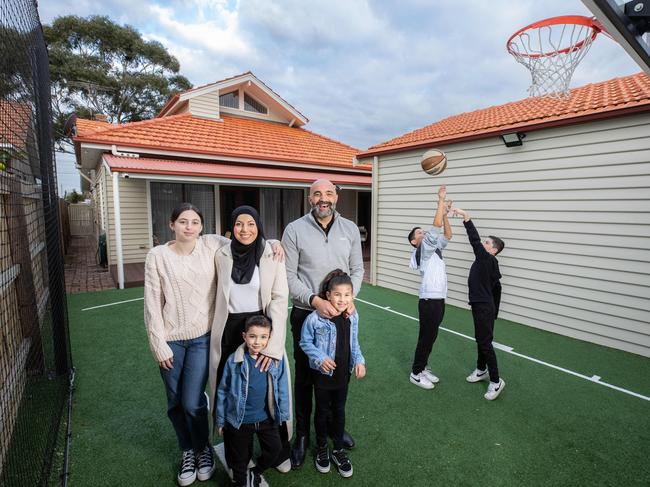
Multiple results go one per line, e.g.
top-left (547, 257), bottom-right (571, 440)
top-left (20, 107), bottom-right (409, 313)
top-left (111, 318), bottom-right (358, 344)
top-left (290, 435), bottom-right (308, 469)
top-left (342, 430), bottom-right (355, 449)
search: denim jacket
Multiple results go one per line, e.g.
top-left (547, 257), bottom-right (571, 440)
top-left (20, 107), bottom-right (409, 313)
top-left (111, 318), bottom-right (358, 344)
top-left (216, 343), bottom-right (291, 430)
top-left (299, 310), bottom-right (365, 376)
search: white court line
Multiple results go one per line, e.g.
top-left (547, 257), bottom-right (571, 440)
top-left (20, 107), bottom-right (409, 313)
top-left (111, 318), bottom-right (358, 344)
top-left (355, 297), bottom-right (650, 402)
top-left (81, 297), bottom-right (143, 311)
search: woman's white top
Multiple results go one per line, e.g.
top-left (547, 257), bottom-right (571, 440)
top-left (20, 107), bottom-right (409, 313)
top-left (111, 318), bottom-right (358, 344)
top-left (228, 266), bottom-right (263, 313)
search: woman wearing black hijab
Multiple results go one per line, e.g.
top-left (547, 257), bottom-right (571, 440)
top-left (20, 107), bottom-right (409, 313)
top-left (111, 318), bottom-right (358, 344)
top-left (207, 206), bottom-right (293, 473)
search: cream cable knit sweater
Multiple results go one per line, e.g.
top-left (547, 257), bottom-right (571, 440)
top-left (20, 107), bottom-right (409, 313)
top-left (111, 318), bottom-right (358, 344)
top-left (144, 235), bottom-right (229, 362)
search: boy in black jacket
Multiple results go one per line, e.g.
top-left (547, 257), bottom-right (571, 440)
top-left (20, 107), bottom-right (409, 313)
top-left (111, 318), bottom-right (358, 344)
top-left (452, 207), bottom-right (506, 401)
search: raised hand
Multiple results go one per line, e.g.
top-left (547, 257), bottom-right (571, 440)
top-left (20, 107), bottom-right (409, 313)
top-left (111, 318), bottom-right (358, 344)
top-left (445, 200), bottom-right (453, 214)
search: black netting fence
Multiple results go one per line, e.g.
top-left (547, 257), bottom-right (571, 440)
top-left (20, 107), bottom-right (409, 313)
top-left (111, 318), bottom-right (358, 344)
top-left (1, 0), bottom-right (72, 486)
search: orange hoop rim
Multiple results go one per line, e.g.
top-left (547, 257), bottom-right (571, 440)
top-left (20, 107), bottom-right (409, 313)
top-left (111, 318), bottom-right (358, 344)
top-left (507, 15), bottom-right (606, 58)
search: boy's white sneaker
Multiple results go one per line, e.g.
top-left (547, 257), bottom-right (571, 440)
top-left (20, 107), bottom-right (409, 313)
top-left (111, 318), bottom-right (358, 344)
top-left (466, 368), bottom-right (489, 383)
top-left (274, 458), bottom-right (292, 473)
top-left (484, 378), bottom-right (506, 401)
top-left (422, 366), bottom-right (440, 384)
top-left (410, 372), bottom-right (435, 389)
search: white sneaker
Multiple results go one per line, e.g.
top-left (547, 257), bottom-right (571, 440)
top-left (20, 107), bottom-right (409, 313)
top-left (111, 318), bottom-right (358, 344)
top-left (410, 372), bottom-right (435, 389)
top-left (484, 378), bottom-right (506, 401)
top-left (466, 368), bottom-right (489, 383)
top-left (275, 458), bottom-right (292, 473)
top-left (422, 366), bottom-right (440, 384)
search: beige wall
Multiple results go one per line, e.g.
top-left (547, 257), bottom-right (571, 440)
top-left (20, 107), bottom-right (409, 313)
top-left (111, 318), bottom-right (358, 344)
top-left (188, 92), bottom-right (221, 121)
top-left (373, 113), bottom-right (650, 357)
top-left (104, 174), bottom-right (151, 265)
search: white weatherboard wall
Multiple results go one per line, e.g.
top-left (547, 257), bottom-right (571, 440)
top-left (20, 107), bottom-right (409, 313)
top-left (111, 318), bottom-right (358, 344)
top-left (373, 113), bottom-right (650, 357)
top-left (104, 174), bottom-right (150, 265)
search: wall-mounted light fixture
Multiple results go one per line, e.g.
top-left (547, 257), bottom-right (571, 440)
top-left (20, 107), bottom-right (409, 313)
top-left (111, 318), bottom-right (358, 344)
top-left (500, 132), bottom-right (526, 147)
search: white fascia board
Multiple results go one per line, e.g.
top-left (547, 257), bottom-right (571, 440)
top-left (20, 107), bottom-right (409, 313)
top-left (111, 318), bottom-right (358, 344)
top-left (91, 143), bottom-right (371, 175)
top-left (101, 155), bottom-right (112, 175)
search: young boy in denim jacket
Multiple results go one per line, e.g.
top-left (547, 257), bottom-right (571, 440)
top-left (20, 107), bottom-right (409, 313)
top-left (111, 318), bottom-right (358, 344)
top-left (217, 315), bottom-right (291, 487)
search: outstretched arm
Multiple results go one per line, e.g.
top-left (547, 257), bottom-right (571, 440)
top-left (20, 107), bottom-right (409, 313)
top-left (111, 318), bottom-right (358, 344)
top-left (442, 199), bottom-right (452, 240)
top-left (452, 207), bottom-right (488, 258)
top-left (433, 186), bottom-right (447, 228)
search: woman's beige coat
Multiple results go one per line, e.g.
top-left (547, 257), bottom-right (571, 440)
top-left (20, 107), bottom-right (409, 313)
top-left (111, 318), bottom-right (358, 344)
top-left (208, 240), bottom-right (292, 437)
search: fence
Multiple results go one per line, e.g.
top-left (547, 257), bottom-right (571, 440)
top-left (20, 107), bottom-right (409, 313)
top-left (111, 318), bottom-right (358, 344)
top-left (1, 1), bottom-right (72, 486)
top-left (68, 203), bottom-right (94, 236)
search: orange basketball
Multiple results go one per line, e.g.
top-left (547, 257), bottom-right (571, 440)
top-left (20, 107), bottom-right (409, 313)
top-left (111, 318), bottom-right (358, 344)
top-left (421, 149), bottom-right (447, 176)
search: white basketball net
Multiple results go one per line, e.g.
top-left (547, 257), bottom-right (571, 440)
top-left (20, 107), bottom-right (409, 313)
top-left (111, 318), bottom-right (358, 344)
top-left (508, 21), bottom-right (598, 98)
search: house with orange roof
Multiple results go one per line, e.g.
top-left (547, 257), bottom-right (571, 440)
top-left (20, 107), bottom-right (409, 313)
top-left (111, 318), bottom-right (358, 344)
top-left (72, 72), bottom-right (371, 288)
top-left (357, 72), bottom-right (650, 357)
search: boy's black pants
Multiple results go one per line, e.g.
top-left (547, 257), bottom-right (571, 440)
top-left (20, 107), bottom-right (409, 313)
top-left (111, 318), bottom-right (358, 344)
top-left (471, 301), bottom-right (500, 383)
top-left (412, 298), bottom-right (445, 374)
top-left (314, 384), bottom-right (348, 450)
top-left (223, 419), bottom-right (282, 485)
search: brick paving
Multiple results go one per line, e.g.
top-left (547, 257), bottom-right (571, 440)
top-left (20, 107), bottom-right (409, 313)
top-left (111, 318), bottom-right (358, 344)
top-left (64, 235), bottom-right (115, 294)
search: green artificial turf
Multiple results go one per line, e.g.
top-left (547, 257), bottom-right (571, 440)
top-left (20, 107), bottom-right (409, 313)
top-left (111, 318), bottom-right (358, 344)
top-left (66, 285), bottom-right (650, 487)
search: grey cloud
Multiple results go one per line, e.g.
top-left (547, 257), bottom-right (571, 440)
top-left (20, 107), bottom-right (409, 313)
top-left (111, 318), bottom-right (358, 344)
top-left (40, 0), bottom-right (646, 150)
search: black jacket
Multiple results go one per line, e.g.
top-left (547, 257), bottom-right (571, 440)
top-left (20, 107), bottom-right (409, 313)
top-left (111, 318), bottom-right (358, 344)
top-left (463, 220), bottom-right (502, 316)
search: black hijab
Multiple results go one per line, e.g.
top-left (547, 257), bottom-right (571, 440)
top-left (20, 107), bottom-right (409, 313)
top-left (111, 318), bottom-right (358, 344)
top-left (230, 205), bottom-right (265, 284)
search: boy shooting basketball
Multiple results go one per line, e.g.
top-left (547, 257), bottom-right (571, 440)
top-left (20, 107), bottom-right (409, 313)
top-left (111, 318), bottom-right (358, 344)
top-left (451, 207), bottom-right (505, 400)
top-left (407, 186), bottom-right (452, 390)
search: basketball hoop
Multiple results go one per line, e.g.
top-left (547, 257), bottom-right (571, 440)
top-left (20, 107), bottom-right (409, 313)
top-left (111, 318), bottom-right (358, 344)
top-left (507, 15), bottom-right (607, 98)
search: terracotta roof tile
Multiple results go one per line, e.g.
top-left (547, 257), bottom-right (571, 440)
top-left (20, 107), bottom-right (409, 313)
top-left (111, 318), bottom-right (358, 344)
top-left (75, 118), bottom-right (113, 134)
top-left (75, 113), bottom-right (366, 170)
top-left (361, 72), bottom-right (650, 156)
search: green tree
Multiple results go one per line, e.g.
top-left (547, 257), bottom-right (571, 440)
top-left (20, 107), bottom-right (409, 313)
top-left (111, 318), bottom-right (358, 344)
top-left (44, 15), bottom-right (192, 150)
top-left (64, 189), bottom-right (85, 203)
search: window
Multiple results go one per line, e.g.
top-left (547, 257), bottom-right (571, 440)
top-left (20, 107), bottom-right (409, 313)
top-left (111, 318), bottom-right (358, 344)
top-left (244, 93), bottom-right (267, 114)
top-left (150, 182), bottom-right (215, 245)
top-left (259, 188), bottom-right (303, 239)
top-left (219, 91), bottom-right (239, 109)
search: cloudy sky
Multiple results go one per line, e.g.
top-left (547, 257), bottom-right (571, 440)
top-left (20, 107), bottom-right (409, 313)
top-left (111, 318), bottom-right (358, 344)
top-left (42, 1), bottom-right (642, 191)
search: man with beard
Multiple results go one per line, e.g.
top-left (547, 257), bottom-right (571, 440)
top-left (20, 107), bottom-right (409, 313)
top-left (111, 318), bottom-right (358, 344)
top-left (281, 179), bottom-right (364, 469)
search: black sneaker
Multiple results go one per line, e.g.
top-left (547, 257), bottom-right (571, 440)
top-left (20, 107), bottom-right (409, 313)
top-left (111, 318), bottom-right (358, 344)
top-left (196, 445), bottom-right (215, 481)
top-left (314, 446), bottom-right (330, 474)
top-left (331, 449), bottom-right (353, 478)
top-left (177, 449), bottom-right (197, 486)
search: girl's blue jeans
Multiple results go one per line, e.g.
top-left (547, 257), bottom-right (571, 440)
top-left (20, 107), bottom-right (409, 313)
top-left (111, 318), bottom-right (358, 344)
top-left (159, 332), bottom-right (210, 453)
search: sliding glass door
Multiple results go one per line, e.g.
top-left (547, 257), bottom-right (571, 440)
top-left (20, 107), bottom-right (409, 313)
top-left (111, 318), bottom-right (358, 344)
top-left (150, 182), bottom-right (215, 245)
top-left (259, 187), bottom-right (303, 239)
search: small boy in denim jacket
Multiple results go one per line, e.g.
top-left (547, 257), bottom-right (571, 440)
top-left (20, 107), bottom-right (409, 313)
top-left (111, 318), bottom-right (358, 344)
top-left (217, 315), bottom-right (291, 487)
top-left (300, 269), bottom-right (365, 479)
